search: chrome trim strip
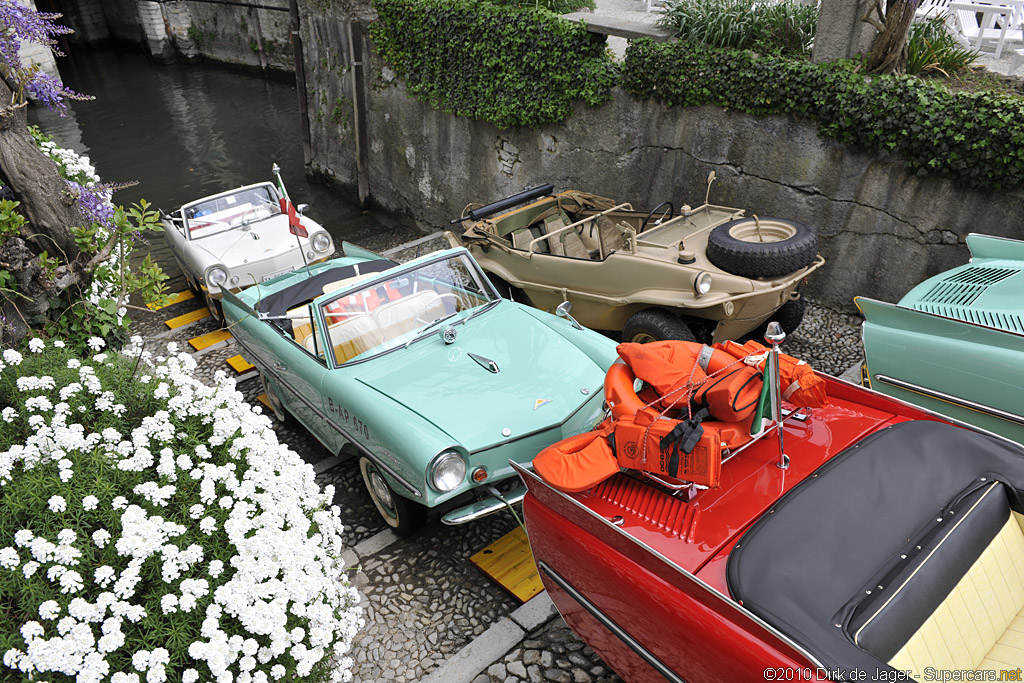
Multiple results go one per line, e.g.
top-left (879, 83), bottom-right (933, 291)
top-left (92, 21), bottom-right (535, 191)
top-left (537, 561), bottom-right (688, 683)
top-left (515, 464), bottom-right (827, 671)
top-left (231, 336), bottom-right (424, 498)
top-left (440, 485), bottom-right (527, 525)
top-left (874, 374), bottom-right (1024, 427)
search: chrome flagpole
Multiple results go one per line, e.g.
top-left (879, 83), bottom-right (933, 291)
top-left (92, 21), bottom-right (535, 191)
top-left (272, 162), bottom-right (310, 272)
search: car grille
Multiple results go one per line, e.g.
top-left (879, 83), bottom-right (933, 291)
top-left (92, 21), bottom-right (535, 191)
top-left (913, 266), bottom-right (1024, 333)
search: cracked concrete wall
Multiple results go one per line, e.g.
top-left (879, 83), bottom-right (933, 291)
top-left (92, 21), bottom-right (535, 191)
top-left (308, 48), bottom-right (1023, 311)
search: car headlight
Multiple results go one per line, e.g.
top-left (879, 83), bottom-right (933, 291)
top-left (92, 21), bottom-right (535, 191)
top-left (206, 265), bottom-right (228, 288)
top-left (311, 231), bottom-right (332, 253)
top-left (694, 272), bottom-right (712, 296)
top-left (429, 450), bottom-right (466, 493)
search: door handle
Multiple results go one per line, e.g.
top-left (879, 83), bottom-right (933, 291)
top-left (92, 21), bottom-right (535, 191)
top-left (273, 362), bottom-right (286, 371)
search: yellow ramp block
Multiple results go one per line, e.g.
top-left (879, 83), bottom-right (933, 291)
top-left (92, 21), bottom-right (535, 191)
top-left (165, 307), bottom-right (210, 330)
top-left (188, 329), bottom-right (232, 352)
top-left (257, 394), bottom-right (272, 410)
top-left (147, 290), bottom-right (195, 311)
top-left (227, 355), bottom-right (255, 374)
top-left (470, 525), bottom-right (543, 603)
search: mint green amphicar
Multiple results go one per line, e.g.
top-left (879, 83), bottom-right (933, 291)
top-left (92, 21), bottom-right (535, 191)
top-left (221, 244), bottom-right (617, 535)
top-left (858, 233), bottom-right (1024, 445)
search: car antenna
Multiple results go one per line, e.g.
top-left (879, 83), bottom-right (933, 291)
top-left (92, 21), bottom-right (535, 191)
top-left (273, 162), bottom-right (312, 280)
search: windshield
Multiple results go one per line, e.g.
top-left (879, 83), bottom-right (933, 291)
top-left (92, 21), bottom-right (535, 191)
top-left (184, 184), bottom-right (281, 239)
top-left (317, 253), bottom-right (496, 366)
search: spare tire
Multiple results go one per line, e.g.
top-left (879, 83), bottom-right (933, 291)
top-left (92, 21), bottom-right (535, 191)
top-left (706, 217), bottom-right (817, 278)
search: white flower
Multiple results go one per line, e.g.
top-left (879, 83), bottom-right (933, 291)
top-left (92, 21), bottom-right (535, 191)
top-left (22, 561), bottom-right (39, 578)
top-left (208, 559), bottom-right (224, 578)
top-left (199, 517), bottom-right (217, 535)
top-left (87, 336), bottom-right (105, 351)
top-left (2, 348), bottom-right (23, 365)
top-left (13, 530), bottom-right (33, 547)
top-left (67, 358), bottom-right (81, 369)
top-left (48, 495), bottom-right (67, 513)
top-left (160, 594), bottom-right (178, 614)
top-left (1, 406), bottom-right (16, 422)
top-left (112, 496), bottom-right (129, 510)
top-left (59, 569), bottom-right (84, 593)
top-left (82, 495), bottom-right (99, 510)
top-left (270, 664), bottom-right (286, 680)
top-left (53, 339), bottom-right (65, 348)
top-left (39, 600), bottom-right (61, 620)
top-left (28, 337), bottom-right (44, 353)
top-left (92, 529), bottom-right (111, 548)
top-left (182, 670), bottom-right (199, 683)
top-left (0, 547), bottom-right (19, 569)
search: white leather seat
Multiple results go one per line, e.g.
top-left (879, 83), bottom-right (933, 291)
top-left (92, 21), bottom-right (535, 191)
top-left (373, 291), bottom-right (444, 338)
top-left (327, 315), bottom-right (384, 364)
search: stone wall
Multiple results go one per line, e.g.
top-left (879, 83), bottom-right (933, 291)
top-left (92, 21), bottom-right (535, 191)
top-left (57, 0), bottom-right (293, 71)
top-left (299, 16), bottom-right (1024, 311)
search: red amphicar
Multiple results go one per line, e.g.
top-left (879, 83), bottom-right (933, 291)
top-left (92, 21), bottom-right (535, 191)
top-left (515, 325), bottom-right (1024, 682)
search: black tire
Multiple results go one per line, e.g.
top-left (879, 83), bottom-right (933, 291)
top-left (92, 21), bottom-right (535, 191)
top-left (204, 293), bottom-right (225, 326)
top-left (359, 457), bottom-right (427, 536)
top-left (772, 295), bottom-right (806, 335)
top-left (706, 217), bottom-right (817, 278)
top-left (260, 372), bottom-right (294, 425)
top-left (623, 309), bottom-right (697, 344)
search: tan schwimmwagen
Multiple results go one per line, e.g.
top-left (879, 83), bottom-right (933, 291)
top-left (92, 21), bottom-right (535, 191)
top-left (445, 174), bottom-right (824, 344)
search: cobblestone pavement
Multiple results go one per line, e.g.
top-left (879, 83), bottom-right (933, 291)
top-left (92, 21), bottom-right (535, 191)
top-left (135, 225), bottom-right (864, 683)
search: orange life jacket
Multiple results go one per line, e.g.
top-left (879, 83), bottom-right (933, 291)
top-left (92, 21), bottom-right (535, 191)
top-left (324, 281), bottom-right (402, 324)
top-left (712, 339), bottom-right (828, 409)
top-left (533, 427), bottom-right (618, 493)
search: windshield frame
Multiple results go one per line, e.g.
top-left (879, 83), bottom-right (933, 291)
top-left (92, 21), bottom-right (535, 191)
top-left (182, 182), bottom-right (282, 240)
top-left (312, 250), bottom-right (502, 369)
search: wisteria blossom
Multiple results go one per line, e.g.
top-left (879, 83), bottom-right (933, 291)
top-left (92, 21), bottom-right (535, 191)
top-left (0, 338), bottom-right (363, 682)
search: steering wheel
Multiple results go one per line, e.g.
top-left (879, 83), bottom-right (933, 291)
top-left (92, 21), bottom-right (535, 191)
top-left (415, 293), bottom-right (462, 324)
top-left (639, 201), bottom-right (675, 233)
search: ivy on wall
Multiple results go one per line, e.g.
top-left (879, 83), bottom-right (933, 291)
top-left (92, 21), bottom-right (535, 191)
top-left (622, 39), bottom-right (1024, 190)
top-left (369, 0), bottom-right (617, 129)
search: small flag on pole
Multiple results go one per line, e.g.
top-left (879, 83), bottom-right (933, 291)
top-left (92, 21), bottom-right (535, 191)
top-left (283, 198), bottom-right (307, 238)
top-left (750, 354), bottom-right (775, 437)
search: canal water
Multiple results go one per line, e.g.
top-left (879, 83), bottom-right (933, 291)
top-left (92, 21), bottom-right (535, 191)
top-left (28, 49), bottom-right (417, 284)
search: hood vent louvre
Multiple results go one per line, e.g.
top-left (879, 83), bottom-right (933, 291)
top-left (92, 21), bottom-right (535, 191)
top-left (913, 265), bottom-right (1024, 332)
top-left (917, 266), bottom-right (1020, 307)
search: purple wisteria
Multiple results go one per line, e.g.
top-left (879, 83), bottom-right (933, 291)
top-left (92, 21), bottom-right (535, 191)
top-left (0, 0), bottom-right (90, 113)
top-left (67, 181), bottom-right (115, 229)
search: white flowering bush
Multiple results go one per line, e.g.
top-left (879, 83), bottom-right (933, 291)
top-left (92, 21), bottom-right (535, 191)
top-left (0, 338), bottom-right (363, 682)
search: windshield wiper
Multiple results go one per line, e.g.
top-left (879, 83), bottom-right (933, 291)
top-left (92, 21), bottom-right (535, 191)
top-left (405, 312), bottom-right (459, 348)
top-left (463, 298), bottom-right (500, 323)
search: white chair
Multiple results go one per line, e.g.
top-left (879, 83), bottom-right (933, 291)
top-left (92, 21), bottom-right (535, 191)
top-left (947, 1), bottom-right (1022, 58)
top-left (916, 0), bottom-right (952, 20)
top-left (373, 291), bottom-right (445, 338)
top-left (327, 315), bottom-right (385, 364)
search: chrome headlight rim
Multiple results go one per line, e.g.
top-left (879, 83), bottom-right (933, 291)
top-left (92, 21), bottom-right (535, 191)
top-left (205, 264), bottom-right (229, 288)
top-left (428, 449), bottom-right (467, 493)
top-left (310, 231), bottom-right (332, 254)
top-left (693, 271), bottom-right (712, 296)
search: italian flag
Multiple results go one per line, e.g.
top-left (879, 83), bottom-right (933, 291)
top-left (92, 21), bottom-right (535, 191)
top-left (750, 351), bottom-right (776, 437)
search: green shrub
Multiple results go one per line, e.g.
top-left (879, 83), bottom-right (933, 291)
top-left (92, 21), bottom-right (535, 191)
top-left (622, 39), bottom-right (1024, 189)
top-left (489, 0), bottom-right (596, 14)
top-left (0, 339), bottom-right (362, 682)
top-left (657, 0), bottom-right (817, 55)
top-left (370, 0), bottom-right (617, 128)
top-left (906, 16), bottom-right (978, 75)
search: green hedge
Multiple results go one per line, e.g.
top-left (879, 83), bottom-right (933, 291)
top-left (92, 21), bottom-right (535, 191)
top-left (370, 0), bottom-right (617, 129)
top-left (622, 39), bottom-right (1024, 189)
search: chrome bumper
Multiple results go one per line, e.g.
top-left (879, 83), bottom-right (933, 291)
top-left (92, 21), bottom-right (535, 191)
top-left (440, 484), bottom-right (527, 525)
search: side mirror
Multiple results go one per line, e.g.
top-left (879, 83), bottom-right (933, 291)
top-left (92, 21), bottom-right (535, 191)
top-left (297, 203), bottom-right (309, 214)
top-left (704, 170), bottom-right (717, 206)
top-left (555, 301), bottom-right (582, 330)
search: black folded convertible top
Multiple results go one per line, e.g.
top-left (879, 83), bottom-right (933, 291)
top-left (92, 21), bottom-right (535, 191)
top-left (256, 258), bottom-right (396, 319)
top-left (727, 420), bottom-right (1024, 676)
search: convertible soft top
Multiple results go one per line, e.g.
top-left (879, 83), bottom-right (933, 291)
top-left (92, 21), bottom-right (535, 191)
top-left (728, 420), bottom-right (1024, 675)
top-left (256, 258), bottom-right (396, 318)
